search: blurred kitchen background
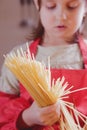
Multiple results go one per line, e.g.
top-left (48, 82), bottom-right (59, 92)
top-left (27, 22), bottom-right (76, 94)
top-left (0, 0), bottom-right (38, 73)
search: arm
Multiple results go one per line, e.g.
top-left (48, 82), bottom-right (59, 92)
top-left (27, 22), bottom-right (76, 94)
top-left (0, 89), bottom-right (32, 130)
top-left (0, 63), bottom-right (19, 94)
top-left (0, 41), bottom-right (61, 130)
top-left (0, 63), bottom-right (33, 130)
top-left (0, 64), bottom-right (60, 130)
top-left (0, 42), bottom-right (33, 130)
top-left (0, 41), bottom-right (32, 94)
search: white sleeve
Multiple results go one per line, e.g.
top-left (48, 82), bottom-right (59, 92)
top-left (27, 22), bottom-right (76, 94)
top-left (0, 41), bottom-right (33, 94)
top-left (0, 63), bottom-right (19, 94)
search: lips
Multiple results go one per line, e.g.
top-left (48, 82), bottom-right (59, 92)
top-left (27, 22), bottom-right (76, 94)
top-left (57, 25), bottom-right (66, 28)
top-left (55, 25), bottom-right (67, 31)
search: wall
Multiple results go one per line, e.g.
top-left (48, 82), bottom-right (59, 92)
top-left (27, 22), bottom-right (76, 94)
top-left (0, 0), bottom-right (38, 74)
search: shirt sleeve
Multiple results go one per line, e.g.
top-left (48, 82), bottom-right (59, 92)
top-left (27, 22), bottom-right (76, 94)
top-left (0, 41), bottom-right (33, 95)
top-left (0, 63), bottom-right (20, 94)
top-left (0, 85), bottom-right (33, 130)
top-left (0, 40), bottom-right (34, 130)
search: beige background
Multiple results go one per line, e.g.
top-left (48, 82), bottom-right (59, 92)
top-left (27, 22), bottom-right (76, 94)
top-left (0, 0), bottom-right (38, 74)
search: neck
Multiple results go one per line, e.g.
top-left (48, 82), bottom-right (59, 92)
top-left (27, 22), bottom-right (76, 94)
top-left (41, 33), bottom-right (78, 47)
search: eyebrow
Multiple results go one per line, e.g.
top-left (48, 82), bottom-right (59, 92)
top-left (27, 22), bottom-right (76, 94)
top-left (43, 0), bottom-right (55, 4)
top-left (46, 0), bottom-right (53, 1)
top-left (68, 0), bottom-right (80, 2)
top-left (44, 0), bottom-right (80, 3)
top-left (45, 0), bottom-right (80, 2)
top-left (44, 0), bottom-right (55, 2)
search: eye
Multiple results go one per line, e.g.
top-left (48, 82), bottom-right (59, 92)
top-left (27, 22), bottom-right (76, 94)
top-left (46, 5), bottom-right (56, 9)
top-left (67, 2), bottom-right (79, 10)
top-left (67, 6), bottom-right (77, 10)
top-left (46, 3), bottom-right (56, 10)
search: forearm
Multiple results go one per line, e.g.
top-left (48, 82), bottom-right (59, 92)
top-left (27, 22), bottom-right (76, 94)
top-left (0, 90), bottom-right (32, 130)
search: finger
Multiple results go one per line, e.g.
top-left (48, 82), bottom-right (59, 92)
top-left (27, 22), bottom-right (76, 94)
top-left (41, 108), bottom-right (60, 120)
top-left (41, 102), bottom-right (60, 115)
top-left (43, 114), bottom-right (59, 126)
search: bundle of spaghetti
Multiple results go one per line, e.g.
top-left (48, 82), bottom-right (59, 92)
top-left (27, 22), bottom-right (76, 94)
top-left (4, 46), bottom-right (87, 130)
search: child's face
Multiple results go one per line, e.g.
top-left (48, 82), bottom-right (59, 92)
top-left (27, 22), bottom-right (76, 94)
top-left (39, 0), bottom-right (86, 41)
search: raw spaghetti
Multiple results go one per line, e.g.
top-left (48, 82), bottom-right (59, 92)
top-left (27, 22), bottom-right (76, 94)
top-left (4, 45), bottom-right (87, 130)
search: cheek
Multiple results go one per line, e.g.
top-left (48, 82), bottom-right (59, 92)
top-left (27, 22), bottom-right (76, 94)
top-left (40, 10), bottom-right (54, 29)
top-left (74, 7), bottom-right (85, 26)
top-left (69, 10), bottom-right (84, 29)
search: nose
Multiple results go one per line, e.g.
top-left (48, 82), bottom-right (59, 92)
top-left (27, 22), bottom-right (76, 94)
top-left (62, 12), bottom-right (67, 20)
top-left (56, 6), bottom-right (67, 20)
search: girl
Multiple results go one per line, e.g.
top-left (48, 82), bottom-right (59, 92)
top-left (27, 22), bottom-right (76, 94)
top-left (0, 0), bottom-right (87, 130)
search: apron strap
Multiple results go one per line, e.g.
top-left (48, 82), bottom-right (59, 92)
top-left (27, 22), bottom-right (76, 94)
top-left (78, 35), bottom-right (87, 69)
top-left (29, 38), bottom-right (41, 56)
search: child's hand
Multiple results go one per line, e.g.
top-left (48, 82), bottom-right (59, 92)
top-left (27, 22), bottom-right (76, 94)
top-left (84, 123), bottom-right (87, 130)
top-left (22, 101), bottom-right (60, 127)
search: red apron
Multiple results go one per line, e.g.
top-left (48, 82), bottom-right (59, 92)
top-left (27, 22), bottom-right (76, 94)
top-left (0, 36), bottom-right (87, 130)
